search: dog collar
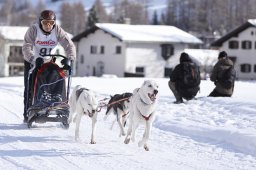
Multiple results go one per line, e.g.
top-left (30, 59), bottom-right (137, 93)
top-left (141, 112), bottom-right (152, 121)
top-left (140, 97), bottom-right (154, 105)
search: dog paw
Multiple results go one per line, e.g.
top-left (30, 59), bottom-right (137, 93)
top-left (124, 138), bottom-right (130, 144)
top-left (119, 132), bottom-right (126, 137)
top-left (144, 144), bottom-right (149, 151)
top-left (90, 140), bottom-right (96, 144)
top-left (75, 137), bottom-right (80, 142)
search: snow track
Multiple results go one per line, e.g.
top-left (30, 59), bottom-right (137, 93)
top-left (0, 77), bottom-right (256, 170)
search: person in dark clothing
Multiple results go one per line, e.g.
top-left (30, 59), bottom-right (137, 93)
top-left (208, 51), bottom-right (234, 97)
top-left (168, 52), bottom-right (201, 104)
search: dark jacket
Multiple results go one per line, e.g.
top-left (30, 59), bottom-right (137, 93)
top-left (170, 53), bottom-right (192, 82)
top-left (170, 55), bottom-right (200, 99)
top-left (210, 58), bottom-right (234, 95)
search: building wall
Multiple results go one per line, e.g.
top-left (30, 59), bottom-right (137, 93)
top-left (125, 42), bottom-right (165, 77)
top-left (220, 27), bottom-right (256, 80)
top-left (0, 38), bottom-right (6, 76)
top-left (0, 40), bottom-right (23, 77)
top-left (165, 44), bottom-right (190, 68)
top-left (6, 40), bottom-right (24, 76)
top-left (75, 30), bottom-right (199, 78)
top-left (76, 30), bottom-right (125, 77)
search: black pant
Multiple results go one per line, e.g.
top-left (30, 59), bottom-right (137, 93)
top-left (208, 89), bottom-right (231, 97)
top-left (23, 60), bottom-right (32, 120)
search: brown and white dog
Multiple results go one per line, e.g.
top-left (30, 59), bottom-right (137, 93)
top-left (68, 85), bottom-right (98, 143)
top-left (104, 92), bottom-right (133, 137)
top-left (124, 80), bottom-right (159, 151)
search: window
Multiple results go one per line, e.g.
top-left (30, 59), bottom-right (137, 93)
top-left (116, 46), bottom-right (121, 54)
top-left (80, 54), bottom-right (84, 64)
top-left (164, 68), bottom-right (173, 77)
top-left (240, 64), bottom-right (251, 73)
top-left (96, 61), bottom-right (104, 76)
top-left (135, 67), bottom-right (144, 73)
top-left (241, 41), bottom-right (252, 49)
top-left (100, 46), bottom-right (105, 54)
top-left (161, 44), bottom-right (174, 60)
top-left (228, 41), bottom-right (239, 49)
top-left (8, 46), bottom-right (23, 62)
top-left (254, 65), bottom-right (256, 73)
top-left (90, 45), bottom-right (97, 54)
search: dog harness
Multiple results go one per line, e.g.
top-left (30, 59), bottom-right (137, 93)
top-left (137, 88), bottom-right (154, 121)
top-left (75, 88), bottom-right (89, 101)
top-left (141, 113), bottom-right (152, 121)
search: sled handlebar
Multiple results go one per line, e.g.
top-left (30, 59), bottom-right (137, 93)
top-left (40, 54), bottom-right (73, 61)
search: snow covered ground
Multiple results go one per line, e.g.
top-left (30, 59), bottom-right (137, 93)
top-left (0, 76), bottom-right (256, 170)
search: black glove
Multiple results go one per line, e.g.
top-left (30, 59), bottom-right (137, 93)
top-left (61, 58), bottom-right (71, 70)
top-left (61, 58), bottom-right (69, 65)
top-left (35, 57), bottom-right (44, 68)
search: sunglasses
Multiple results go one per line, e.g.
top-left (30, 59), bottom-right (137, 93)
top-left (41, 20), bottom-right (55, 26)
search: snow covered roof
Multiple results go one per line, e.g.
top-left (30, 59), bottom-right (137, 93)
top-left (73, 23), bottom-right (203, 44)
top-left (164, 49), bottom-right (219, 68)
top-left (0, 26), bottom-right (28, 41)
top-left (184, 49), bottom-right (219, 66)
top-left (248, 19), bottom-right (256, 26)
top-left (212, 19), bottom-right (256, 47)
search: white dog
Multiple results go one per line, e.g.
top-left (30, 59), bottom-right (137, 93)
top-left (124, 80), bottom-right (159, 151)
top-left (68, 85), bottom-right (98, 144)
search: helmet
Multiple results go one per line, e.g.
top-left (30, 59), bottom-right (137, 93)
top-left (39, 10), bottom-right (56, 34)
top-left (39, 10), bottom-right (56, 21)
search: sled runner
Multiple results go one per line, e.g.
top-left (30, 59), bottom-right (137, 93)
top-left (26, 54), bottom-right (72, 128)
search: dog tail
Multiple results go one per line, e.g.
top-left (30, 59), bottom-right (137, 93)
top-left (104, 107), bottom-right (112, 121)
top-left (69, 85), bottom-right (82, 113)
top-left (73, 85), bottom-right (82, 93)
top-left (105, 105), bottom-right (112, 115)
top-left (104, 97), bottom-right (113, 120)
top-left (105, 95), bottom-right (114, 115)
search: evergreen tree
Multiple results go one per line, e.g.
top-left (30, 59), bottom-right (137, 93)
top-left (151, 10), bottom-right (158, 25)
top-left (94, 0), bottom-right (109, 22)
top-left (86, 5), bottom-right (98, 30)
top-left (111, 0), bottom-right (148, 24)
top-left (160, 12), bottom-right (166, 25)
top-left (165, 0), bottom-right (177, 26)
